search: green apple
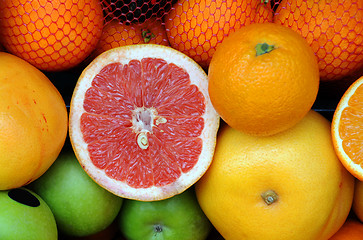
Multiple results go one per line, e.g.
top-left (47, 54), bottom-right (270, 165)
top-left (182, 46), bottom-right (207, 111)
top-left (118, 187), bottom-right (212, 240)
top-left (58, 221), bottom-right (120, 240)
top-left (0, 187), bottom-right (57, 240)
top-left (29, 149), bottom-right (123, 237)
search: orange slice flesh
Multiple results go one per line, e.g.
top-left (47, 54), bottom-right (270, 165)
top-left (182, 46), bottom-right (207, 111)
top-left (332, 76), bottom-right (363, 180)
top-left (69, 44), bottom-right (219, 201)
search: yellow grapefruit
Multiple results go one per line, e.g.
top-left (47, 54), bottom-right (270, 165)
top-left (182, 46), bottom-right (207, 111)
top-left (196, 110), bottom-right (354, 240)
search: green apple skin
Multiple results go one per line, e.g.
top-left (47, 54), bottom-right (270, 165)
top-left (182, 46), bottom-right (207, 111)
top-left (0, 188), bottom-right (57, 240)
top-left (29, 150), bottom-right (123, 237)
top-left (118, 187), bottom-right (212, 240)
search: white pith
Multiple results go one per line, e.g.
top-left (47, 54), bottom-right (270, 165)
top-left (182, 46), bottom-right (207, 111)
top-left (131, 107), bottom-right (160, 149)
top-left (69, 44), bottom-right (220, 201)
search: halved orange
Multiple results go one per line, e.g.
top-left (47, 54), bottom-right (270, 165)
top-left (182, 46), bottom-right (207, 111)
top-left (332, 76), bottom-right (363, 180)
top-left (69, 44), bottom-right (220, 201)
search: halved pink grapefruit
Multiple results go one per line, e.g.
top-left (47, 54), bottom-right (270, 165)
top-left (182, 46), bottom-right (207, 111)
top-left (69, 44), bottom-right (220, 201)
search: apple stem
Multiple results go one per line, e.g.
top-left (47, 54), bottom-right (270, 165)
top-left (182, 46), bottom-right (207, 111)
top-left (154, 224), bottom-right (163, 233)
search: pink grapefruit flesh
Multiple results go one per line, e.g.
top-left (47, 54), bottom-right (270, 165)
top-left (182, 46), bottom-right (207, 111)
top-left (69, 44), bottom-right (219, 201)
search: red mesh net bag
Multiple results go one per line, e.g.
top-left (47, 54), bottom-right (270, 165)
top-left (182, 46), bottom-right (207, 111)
top-left (102, 0), bottom-right (362, 80)
top-left (102, 0), bottom-right (175, 24)
top-left (0, 0), bottom-right (361, 81)
top-left (92, 0), bottom-right (173, 58)
top-left (274, 0), bottom-right (363, 81)
top-left (99, 0), bottom-right (274, 69)
top-left (0, 0), bottom-right (105, 72)
top-left (163, 0), bottom-right (274, 69)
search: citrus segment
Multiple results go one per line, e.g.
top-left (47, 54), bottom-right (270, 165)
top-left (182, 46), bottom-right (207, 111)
top-left (332, 76), bottom-right (363, 180)
top-left (69, 44), bottom-right (219, 201)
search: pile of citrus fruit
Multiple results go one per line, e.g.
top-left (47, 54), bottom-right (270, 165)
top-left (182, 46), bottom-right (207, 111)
top-left (0, 0), bottom-right (362, 239)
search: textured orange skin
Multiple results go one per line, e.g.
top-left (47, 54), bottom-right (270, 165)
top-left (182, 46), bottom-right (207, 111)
top-left (274, 0), bottom-right (363, 81)
top-left (164, 0), bottom-right (273, 69)
top-left (93, 18), bottom-right (169, 57)
top-left (0, 0), bottom-right (104, 71)
top-left (196, 110), bottom-right (355, 240)
top-left (328, 219), bottom-right (363, 240)
top-left (0, 52), bottom-right (68, 190)
top-left (208, 22), bottom-right (320, 136)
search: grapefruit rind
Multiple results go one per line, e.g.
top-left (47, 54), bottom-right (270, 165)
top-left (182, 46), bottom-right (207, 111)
top-left (332, 76), bottom-right (363, 181)
top-left (69, 44), bottom-right (220, 201)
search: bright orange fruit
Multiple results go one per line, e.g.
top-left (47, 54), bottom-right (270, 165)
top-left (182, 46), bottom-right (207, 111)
top-left (93, 18), bottom-right (169, 57)
top-left (0, 52), bottom-right (68, 190)
top-left (102, 0), bottom-right (174, 24)
top-left (208, 22), bottom-right (319, 136)
top-left (69, 44), bottom-right (220, 201)
top-left (331, 76), bottom-right (363, 180)
top-left (164, 0), bottom-right (273, 69)
top-left (274, 0), bottom-right (363, 81)
top-left (0, 0), bottom-right (104, 72)
top-left (328, 219), bottom-right (363, 240)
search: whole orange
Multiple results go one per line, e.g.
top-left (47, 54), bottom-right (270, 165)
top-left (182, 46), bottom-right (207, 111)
top-left (93, 18), bottom-right (169, 57)
top-left (328, 219), bottom-right (363, 240)
top-left (353, 179), bottom-right (363, 222)
top-left (208, 22), bottom-right (320, 136)
top-left (274, 0), bottom-right (363, 81)
top-left (164, 0), bottom-right (273, 69)
top-left (0, 52), bottom-right (68, 190)
top-left (102, 0), bottom-right (174, 25)
top-left (0, 0), bottom-right (104, 72)
top-left (195, 110), bottom-right (355, 240)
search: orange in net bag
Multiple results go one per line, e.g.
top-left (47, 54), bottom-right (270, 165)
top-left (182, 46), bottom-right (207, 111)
top-left (86, 0), bottom-right (174, 62)
top-left (274, 0), bottom-right (363, 82)
top-left (0, 0), bottom-right (104, 72)
top-left (92, 17), bottom-right (170, 58)
top-left (102, 0), bottom-right (175, 24)
top-left (164, 0), bottom-right (274, 69)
